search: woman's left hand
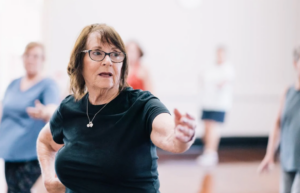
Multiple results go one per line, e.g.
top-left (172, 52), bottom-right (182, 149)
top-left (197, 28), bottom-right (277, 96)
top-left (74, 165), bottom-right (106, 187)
top-left (174, 109), bottom-right (196, 143)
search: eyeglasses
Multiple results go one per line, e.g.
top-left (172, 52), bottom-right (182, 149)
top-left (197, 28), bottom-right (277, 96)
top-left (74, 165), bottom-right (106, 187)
top-left (82, 50), bottom-right (126, 63)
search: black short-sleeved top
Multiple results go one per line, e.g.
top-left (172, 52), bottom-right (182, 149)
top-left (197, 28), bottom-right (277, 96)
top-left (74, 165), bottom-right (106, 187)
top-left (50, 87), bottom-right (169, 193)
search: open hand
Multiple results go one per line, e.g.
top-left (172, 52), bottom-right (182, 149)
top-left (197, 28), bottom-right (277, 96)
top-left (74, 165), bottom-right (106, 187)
top-left (257, 155), bottom-right (275, 174)
top-left (174, 109), bottom-right (196, 143)
top-left (26, 100), bottom-right (46, 120)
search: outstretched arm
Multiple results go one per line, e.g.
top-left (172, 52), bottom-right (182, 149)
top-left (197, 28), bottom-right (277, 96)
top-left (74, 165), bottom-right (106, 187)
top-left (150, 109), bottom-right (196, 153)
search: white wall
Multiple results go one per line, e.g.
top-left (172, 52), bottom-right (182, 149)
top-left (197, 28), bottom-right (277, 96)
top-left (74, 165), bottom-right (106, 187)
top-left (0, 0), bottom-right (43, 100)
top-left (42, 0), bottom-right (299, 136)
top-left (297, 0), bottom-right (300, 45)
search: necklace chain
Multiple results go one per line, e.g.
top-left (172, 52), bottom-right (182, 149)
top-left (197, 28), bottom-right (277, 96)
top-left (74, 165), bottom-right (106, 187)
top-left (86, 93), bottom-right (118, 128)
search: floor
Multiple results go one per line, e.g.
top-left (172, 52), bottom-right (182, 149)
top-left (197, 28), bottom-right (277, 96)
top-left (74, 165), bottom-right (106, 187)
top-left (157, 147), bottom-right (280, 193)
top-left (158, 160), bottom-right (280, 193)
top-left (0, 147), bottom-right (280, 193)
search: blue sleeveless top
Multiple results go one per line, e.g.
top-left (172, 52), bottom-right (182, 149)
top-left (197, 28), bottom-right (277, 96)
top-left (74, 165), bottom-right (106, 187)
top-left (280, 86), bottom-right (300, 171)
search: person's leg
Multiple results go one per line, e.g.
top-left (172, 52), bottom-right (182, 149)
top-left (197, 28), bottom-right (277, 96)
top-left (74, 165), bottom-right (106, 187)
top-left (203, 120), bottom-right (220, 153)
top-left (280, 170), bottom-right (295, 193)
top-left (5, 160), bottom-right (41, 193)
top-left (291, 171), bottom-right (300, 193)
top-left (197, 120), bottom-right (220, 166)
top-left (5, 161), bottom-right (21, 193)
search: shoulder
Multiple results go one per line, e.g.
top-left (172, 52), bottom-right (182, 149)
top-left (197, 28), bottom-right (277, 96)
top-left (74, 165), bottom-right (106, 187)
top-left (8, 77), bottom-right (22, 87)
top-left (283, 85), bottom-right (294, 97)
top-left (3, 78), bottom-right (21, 93)
top-left (38, 78), bottom-right (59, 92)
top-left (124, 87), bottom-right (156, 102)
top-left (60, 94), bottom-right (78, 106)
top-left (278, 86), bottom-right (294, 106)
top-left (41, 77), bottom-right (58, 87)
top-left (124, 87), bottom-right (168, 112)
top-left (60, 94), bottom-right (85, 111)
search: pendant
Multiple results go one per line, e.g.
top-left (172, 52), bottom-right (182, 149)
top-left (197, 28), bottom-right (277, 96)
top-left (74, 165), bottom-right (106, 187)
top-left (87, 122), bottom-right (93, 128)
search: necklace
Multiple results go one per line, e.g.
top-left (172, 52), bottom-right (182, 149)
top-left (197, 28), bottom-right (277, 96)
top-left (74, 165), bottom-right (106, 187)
top-left (86, 93), bottom-right (118, 128)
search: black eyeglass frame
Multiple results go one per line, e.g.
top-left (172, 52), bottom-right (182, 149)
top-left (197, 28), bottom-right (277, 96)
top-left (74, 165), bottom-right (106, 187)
top-left (81, 50), bottom-right (126, 63)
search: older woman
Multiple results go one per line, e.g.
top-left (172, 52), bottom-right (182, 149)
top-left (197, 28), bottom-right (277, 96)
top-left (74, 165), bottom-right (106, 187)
top-left (0, 42), bottom-right (60, 192)
top-left (37, 24), bottom-right (196, 193)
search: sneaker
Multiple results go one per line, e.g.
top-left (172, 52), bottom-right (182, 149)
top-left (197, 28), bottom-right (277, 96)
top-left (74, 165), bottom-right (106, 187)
top-left (196, 151), bottom-right (219, 167)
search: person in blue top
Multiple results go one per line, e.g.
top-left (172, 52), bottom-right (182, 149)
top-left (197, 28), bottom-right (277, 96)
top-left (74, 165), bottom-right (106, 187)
top-left (0, 42), bottom-right (60, 193)
top-left (258, 46), bottom-right (300, 193)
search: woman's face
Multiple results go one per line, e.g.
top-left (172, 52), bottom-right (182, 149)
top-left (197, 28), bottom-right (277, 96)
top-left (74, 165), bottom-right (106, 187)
top-left (82, 32), bottom-right (123, 91)
top-left (126, 43), bottom-right (140, 66)
top-left (23, 46), bottom-right (44, 76)
top-left (216, 49), bottom-right (226, 65)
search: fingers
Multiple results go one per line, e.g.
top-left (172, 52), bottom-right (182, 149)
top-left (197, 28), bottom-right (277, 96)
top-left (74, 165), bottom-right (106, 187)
top-left (175, 130), bottom-right (191, 143)
top-left (186, 113), bottom-right (195, 120)
top-left (175, 125), bottom-right (195, 143)
top-left (177, 125), bottom-right (194, 136)
top-left (174, 110), bottom-right (196, 142)
top-left (174, 109), bottom-right (182, 119)
top-left (26, 107), bottom-right (41, 119)
top-left (258, 164), bottom-right (269, 174)
top-left (35, 100), bottom-right (43, 107)
top-left (257, 163), bottom-right (266, 174)
top-left (26, 107), bottom-right (36, 115)
top-left (179, 117), bottom-right (196, 129)
top-left (257, 160), bottom-right (274, 174)
top-left (174, 111), bottom-right (196, 143)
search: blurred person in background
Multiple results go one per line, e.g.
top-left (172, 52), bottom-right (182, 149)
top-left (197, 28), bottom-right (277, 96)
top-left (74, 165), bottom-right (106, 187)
top-left (0, 42), bottom-right (60, 192)
top-left (126, 41), bottom-right (154, 92)
top-left (196, 46), bottom-right (235, 167)
top-left (37, 23), bottom-right (196, 193)
top-left (258, 46), bottom-right (300, 193)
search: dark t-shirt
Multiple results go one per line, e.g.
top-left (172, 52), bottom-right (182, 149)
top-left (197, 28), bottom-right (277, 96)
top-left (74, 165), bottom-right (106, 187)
top-left (50, 87), bottom-right (169, 193)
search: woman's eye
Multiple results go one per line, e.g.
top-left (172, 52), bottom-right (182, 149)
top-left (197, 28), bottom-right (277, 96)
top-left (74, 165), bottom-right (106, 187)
top-left (112, 53), bottom-right (120, 57)
top-left (92, 51), bottom-right (103, 56)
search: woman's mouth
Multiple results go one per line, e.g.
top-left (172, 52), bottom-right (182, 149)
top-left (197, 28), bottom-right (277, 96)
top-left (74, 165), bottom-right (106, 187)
top-left (98, 72), bottom-right (113, 78)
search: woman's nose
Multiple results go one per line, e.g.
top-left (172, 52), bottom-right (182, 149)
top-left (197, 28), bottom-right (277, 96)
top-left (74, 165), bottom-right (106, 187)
top-left (102, 55), bottom-right (112, 66)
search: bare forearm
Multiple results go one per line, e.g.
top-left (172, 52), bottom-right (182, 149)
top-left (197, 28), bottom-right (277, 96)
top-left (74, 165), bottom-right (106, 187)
top-left (37, 138), bottom-right (57, 180)
top-left (37, 124), bottom-right (62, 180)
top-left (265, 125), bottom-right (280, 157)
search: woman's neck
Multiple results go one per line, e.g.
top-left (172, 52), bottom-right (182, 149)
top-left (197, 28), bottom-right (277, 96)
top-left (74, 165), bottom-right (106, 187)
top-left (25, 73), bottom-right (42, 82)
top-left (88, 86), bottom-right (119, 105)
